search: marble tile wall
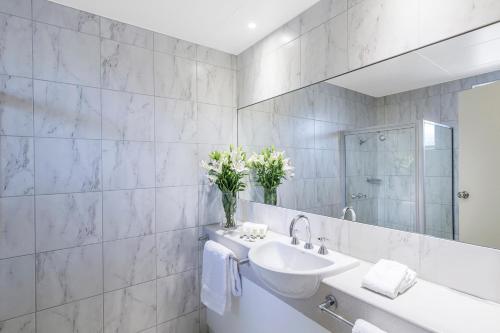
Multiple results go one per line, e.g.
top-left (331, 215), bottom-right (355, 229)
top-left (0, 0), bottom-right (236, 332)
top-left (237, 0), bottom-right (500, 107)
top-left (237, 199), bottom-right (500, 304)
top-left (238, 82), bottom-right (377, 217)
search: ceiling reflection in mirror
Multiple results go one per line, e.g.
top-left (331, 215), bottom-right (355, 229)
top-left (237, 21), bottom-right (500, 250)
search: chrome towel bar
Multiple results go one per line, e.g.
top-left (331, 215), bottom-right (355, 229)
top-left (318, 295), bottom-right (354, 328)
top-left (198, 234), bottom-right (250, 266)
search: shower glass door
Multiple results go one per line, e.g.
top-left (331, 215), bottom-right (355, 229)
top-left (344, 125), bottom-right (417, 232)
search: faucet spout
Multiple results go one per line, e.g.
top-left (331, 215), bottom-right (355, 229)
top-left (342, 207), bottom-right (356, 222)
top-left (289, 214), bottom-right (313, 249)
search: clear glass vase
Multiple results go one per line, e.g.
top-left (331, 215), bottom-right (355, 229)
top-left (263, 187), bottom-right (278, 205)
top-left (221, 191), bottom-right (237, 230)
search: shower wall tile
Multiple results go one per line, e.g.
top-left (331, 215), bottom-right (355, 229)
top-left (101, 89), bottom-right (154, 141)
top-left (103, 188), bottom-right (155, 241)
top-left (154, 52), bottom-right (196, 100)
top-left (0, 255), bottom-right (35, 321)
top-left (0, 75), bottom-right (33, 136)
top-left (0, 313), bottom-right (35, 333)
top-left (0, 136), bottom-right (34, 197)
top-left (0, 13), bottom-right (32, 77)
top-left (155, 97), bottom-right (197, 143)
top-left (300, 12), bottom-right (348, 86)
top-left (104, 281), bottom-right (157, 333)
top-left (0, 196), bottom-right (34, 259)
top-left (299, 0), bottom-right (347, 34)
top-left (37, 296), bottom-right (103, 333)
top-left (32, 0), bottom-right (99, 35)
top-left (156, 186), bottom-right (198, 232)
top-left (197, 103), bottom-right (234, 144)
top-left (0, 0), bottom-right (31, 18)
top-left (100, 17), bottom-right (154, 49)
top-left (33, 22), bottom-right (100, 87)
top-left (198, 185), bottom-right (224, 226)
top-left (157, 269), bottom-right (199, 324)
top-left (155, 143), bottom-right (198, 187)
top-left (197, 63), bottom-right (235, 107)
top-left (154, 33), bottom-right (196, 59)
top-left (101, 39), bottom-right (154, 95)
top-left (35, 138), bottom-right (101, 194)
top-left (34, 80), bottom-right (101, 139)
top-left (103, 235), bottom-right (156, 291)
top-left (157, 311), bottom-right (199, 333)
top-left (36, 192), bottom-right (102, 252)
top-left (102, 140), bottom-right (155, 190)
top-left (196, 45), bottom-right (236, 69)
top-left (36, 244), bottom-right (102, 310)
top-left (157, 228), bottom-right (197, 277)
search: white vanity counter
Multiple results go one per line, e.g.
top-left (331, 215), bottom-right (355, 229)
top-left (205, 225), bottom-right (500, 333)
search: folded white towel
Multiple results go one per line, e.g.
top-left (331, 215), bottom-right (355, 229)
top-left (362, 259), bottom-right (417, 299)
top-left (201, 240), bottom-right (242, 315)
top-left (352, 319), bottom-right (387, 333)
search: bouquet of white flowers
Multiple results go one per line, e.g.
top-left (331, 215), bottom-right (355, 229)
top-left (247, 147), bottom-right (294, 205)
top-left (201, 145), bottom-right (249, 229)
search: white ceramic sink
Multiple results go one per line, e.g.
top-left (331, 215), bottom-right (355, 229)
top-left (248, 240), bottom-right (359, 299)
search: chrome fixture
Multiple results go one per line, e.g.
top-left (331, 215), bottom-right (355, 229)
top-left (318, 295), bottom-right (354, 328)
top-left (350, 193), bottom-right (367, 200)
top-left (198, 234), bottom-right (249, 266)
top-left (317, 237), bottom-right (328, 255)
top-left (341, 207), bottom-right (357, 222)
top-left (289, 214), bottom-right (313, 249)
top-left (457, 190), bottom-right (470, 199)
top-left (378, 133), bottom-right (386, 141)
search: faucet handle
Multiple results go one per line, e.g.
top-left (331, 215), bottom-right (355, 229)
top-left (317, 237), bottom-right (329, 255)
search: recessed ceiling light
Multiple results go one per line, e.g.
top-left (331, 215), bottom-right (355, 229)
top-left (248, 22), bottom-right (257, 30)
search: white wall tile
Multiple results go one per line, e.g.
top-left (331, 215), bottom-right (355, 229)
top-left (35, 138), bottom-right (101, 194)
top-left (100, 17), bottom-right (153, 49)
top-left (0, 13), bottom-right (32, 77)
top-left (155, 143), bottom-right (198, 187)
top-left (154, 33), bottom-right (196, 59)
top-left (300, 0), bottom-right (348, 34)
top-left (157, 228), bottom-right (197, 277)
top-left (157, 270), bottom-right (198, 324)
top-left (156, 186), bottom-right (198, 232)
top-left (197, 103), bottom-right (234, 144)
top-left (154, 52), bottom-right (196, 100)
top-left (0, 196), bottom-right (34, 259)
top-left (0, 255), bottom-right (35, 321)
top-left (0, 136), bottom-right (34, 196)
top-left (0, 75), bottom-right (33, 136)
top-left (197, 63), bottom-right (235, 107)
top-left (155, 97), bottom-right (197, 143)
top-left (157, 311), bottom-right (199, 333)
top-left (0, 313), bottom-right (35, 333)
top-left (0, 0), bottom-right (31, 18)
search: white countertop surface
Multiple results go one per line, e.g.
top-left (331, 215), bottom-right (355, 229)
top-left (205, 225), bottom-right (500, 333)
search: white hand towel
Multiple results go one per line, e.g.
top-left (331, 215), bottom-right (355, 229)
top-left (352, 319), bottom-right (387, 333)
top-left (201, 240), bottom-right (242, 315)
top-left (362, 259), bottom-right (417, 299)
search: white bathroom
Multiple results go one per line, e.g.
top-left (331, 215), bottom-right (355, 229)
top-left (1, 0), bottom-right (500, 332)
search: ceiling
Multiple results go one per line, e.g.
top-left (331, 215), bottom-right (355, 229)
top-left (50, 0), bottom-right (318, 55)
top-left (328, 22), bottom-right (500, 97)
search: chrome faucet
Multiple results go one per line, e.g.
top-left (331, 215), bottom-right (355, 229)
top-left (341, 206), bottom-right (356, 221)
top-left (289, 214), bottom-right (313, 249)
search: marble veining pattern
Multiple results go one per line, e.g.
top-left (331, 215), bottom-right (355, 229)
top-left (103, 188), bottom-right (155, 241)
top-left (104, 281), bottom-right (157, 333)
top-left (102, 140), bottom-right (155, 190)
top-left (0, 136), bottom-right (34, 197)
top-left (0, 0), bottom-right (237, 329)
top-left (0, 255), bottom-right (35, 321)
top-left (32, 0), bottom-right (99, 35)
top-left (101, 39), bottom-right (154, 95)
top-left (35, 192), bottom-right (103, 252)
top-left (156, 311), bottom-right (199, 333)
top-left (35, 138), bottom-right (101, 194)
top-left (0, 75), bottom-right (33, 136)
top-left (36, 296), bottom-right (103, 333)
top-left (103, 235), bottom-right (156, 291)
top-left (0, 196), bottom-right (34, 259)
top-left (197, 62), bottom-right (235, 107)
top-left (34, 80), bottom-right (101, 139)
top-left (102, 89), bottom-right (154, 141)
top-left (35, 243), bottom-right (102, 310)
top-left (33, 22), bottom-right (100, 87)
top-left (101, 17), bottom-right (153, 49)
top-left (0, 13), bottom-right (32, 77)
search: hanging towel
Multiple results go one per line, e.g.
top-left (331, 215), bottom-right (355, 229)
top-left (352, 319), bottom-right (387, 333)
top-left (362, 259), bottom-right (417, 299)
top-left (201, 240), bottom-right (242, 315)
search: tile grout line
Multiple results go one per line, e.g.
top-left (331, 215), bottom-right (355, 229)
top-left (98, 14), bottom-right (105, 333)
top-left (152, 29), bottom-right (159, 331)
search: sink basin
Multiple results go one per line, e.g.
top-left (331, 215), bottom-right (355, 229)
top-left (248, 240), bottom-right (358, 299)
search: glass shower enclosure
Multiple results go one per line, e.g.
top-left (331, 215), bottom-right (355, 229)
top-left (343, 120), bottom-right (454, 239)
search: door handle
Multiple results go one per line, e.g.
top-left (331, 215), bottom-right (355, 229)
top-left (457, 191), bottom-right (470, 199)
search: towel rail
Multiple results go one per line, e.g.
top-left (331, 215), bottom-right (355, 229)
top-left (198, 234), bottom-right (250, 266)
top-left (318, 295), bottom-right (354, 328)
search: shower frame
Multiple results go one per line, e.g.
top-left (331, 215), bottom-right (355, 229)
top-left (341, 120), bottom-right (454, 237)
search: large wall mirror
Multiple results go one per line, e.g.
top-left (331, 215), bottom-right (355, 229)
top-left (238, 21), bottom-right (500, 250)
